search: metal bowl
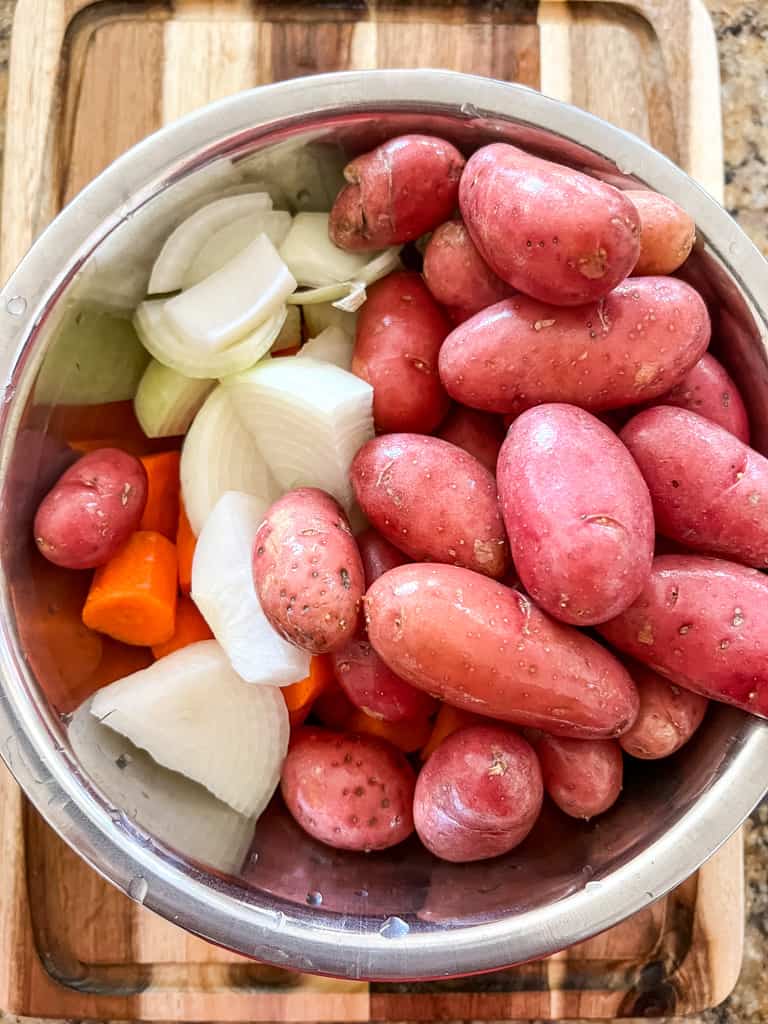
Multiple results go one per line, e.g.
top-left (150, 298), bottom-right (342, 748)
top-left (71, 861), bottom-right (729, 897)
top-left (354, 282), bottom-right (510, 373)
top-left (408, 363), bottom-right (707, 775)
top-left (0, 70), bottom-right (767, 981)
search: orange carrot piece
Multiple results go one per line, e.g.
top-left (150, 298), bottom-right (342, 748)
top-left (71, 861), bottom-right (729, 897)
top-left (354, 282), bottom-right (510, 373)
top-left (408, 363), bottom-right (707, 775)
top-left (139, 451), bottom-right (181, 540)
top-left (420, 704), bottom-right (482, 761)
top-left (176, 499), bottom-right (196, 594)
top-left (284, 655), bottom-right (335, 726)
top-left (151, 595), bottom-right (212, 659)
top-left (82, 531), bottom-right (178, 646)
top-left (347, 709), bottom-right (433, 753)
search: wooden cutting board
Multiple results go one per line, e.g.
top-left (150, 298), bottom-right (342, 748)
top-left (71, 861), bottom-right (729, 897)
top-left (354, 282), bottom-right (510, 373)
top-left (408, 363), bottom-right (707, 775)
top-left (0, 0), bottom-right (743, 1020)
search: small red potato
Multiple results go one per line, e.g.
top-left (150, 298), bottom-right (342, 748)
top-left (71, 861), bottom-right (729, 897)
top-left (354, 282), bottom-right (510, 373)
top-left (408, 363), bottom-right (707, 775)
top-left (34, 447), bottom-right (148, 569)
top-left (619, 661), bottom-right (708, 759)
top-left (436, 406), bottom-right (506, 474)
top-left (597, 555), bottom-right (768, 718)
top-left (533, 734), bottom-right (623, 819)
top-left (460, 143), bottom-right (640, 305)
top-left (414, 723), bottom-right (543, 862)
top-left (356, 527), bottom-right (409, 587)
top-left (620, 407), bottom-right (768, 567)
top-left (438, 277), bottom-right (710, 415)
top-left (652, 353), bottom-right (750, 442)
top-left (280, 728), bottom-right (416, 851)
top-left (498, 404), bottom-right (654, 624)
top-left (625, 189), bottom-right (696, 275)
top-left (365, 563), bottom-right (639, 739)
top-left (252, 488), bottom-right (364, 653)
top-left (332, 636), bottom-right (437, 723)
top-left (423, 220), bottom-right (513, 316)
top-left (352, 271), bottom-right (451, 433)
top-left (351, 434), bottom-right (509, 579)
top-left (329, 134), bottom-right (466, 251)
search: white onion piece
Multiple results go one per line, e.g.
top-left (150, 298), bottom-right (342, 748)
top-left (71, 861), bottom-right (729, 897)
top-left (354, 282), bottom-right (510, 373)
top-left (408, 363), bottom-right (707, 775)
top-left (222, 357), bottom-right (373, 511)
top-left (91, 640), bottom-right (288, 819)
top-left (271, 305), bottom-right (302, 352)
top-left (297, 326), bottom-right (353, 371)
top-left (286, 246), bottom-right (401, 307)
top-left (163, 235), bottom-right (296, 351)
top-left (134, 359), bottom-right (214, 438)
top-left (279, 213), bottom-right (370, 287)
top-left (148, 193), bottom-right (273, 294)
top-left (181, 386), bottom-right (277, 535)
top-left (192, 492), bottom-right (310, 685)
top-left (303, 302), bottom-right (357, 338)
top-left (182, 211), bottom-right (292, 289)
top-left (69, 701), bottom-right (257, 874)
top-left (134, 301), bottom-right (285, 379)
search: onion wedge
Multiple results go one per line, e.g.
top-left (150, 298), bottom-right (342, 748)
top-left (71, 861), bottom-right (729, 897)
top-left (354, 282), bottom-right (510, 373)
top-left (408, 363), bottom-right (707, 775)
top-left (182, 210), bottom-right (292, 289)
top-left (297, 326), bottom-right (354, 371)
top-left (192, 491), bottom-right (310, 685)
top-left (91, 640), bottom-right (288, 819)
top-left (134, 359), bottom-right (215, 438)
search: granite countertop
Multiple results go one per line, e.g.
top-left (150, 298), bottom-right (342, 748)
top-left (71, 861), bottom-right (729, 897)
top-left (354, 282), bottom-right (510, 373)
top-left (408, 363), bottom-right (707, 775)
top-left (0, 1), bottom-right (765, 1023)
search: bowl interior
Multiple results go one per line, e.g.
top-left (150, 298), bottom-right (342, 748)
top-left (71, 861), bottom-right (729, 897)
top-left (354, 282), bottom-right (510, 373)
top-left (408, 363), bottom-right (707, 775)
top-left (1, 79), bottom-right (768, 977)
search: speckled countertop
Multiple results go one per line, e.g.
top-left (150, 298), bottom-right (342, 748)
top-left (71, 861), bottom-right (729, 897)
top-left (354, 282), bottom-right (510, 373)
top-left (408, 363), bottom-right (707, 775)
top-left (0, 2), bottom-right (765, 1023)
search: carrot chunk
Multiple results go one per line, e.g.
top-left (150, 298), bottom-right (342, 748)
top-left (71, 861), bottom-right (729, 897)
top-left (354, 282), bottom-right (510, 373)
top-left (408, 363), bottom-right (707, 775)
top-left (283, 655), bottom-right (335, 727)
top-left (151, 595), bottom-right (212, 659)
top-left (420, 704), bottom-right (483, 761)
top-left (176, 498), bottom-right (196, 594)
top-left (82, 531), bottom-right (178, 646)
top-left (139, 451), bottom-right (181, 540)
top-left (347, 708), bottom-right (433, 753)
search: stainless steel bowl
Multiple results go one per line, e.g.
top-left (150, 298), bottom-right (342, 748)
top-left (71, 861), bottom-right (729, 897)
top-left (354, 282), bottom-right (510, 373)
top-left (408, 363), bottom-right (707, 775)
top-left (0, 70), bottom-right (767, 981)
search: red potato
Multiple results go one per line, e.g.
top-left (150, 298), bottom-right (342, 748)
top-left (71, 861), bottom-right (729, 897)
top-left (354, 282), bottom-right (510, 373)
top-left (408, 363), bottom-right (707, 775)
top-left (497, 404), bottom-right (654, 625)
top-left (332, 636), bottom-right (437, 723)
top-left (414, 724), bottom-right (543, 862)
top-left (352, 272), bottom-right (451, 433)
top-left (652, 353), bottom-right (750, 442)
top-left (280, 728), bottom-right (416, 851)
top-left (625, 189), bottom-right (696, 275)
top-left (438, 277), bottom-right (711, 415)
top-left (597, 555), bottom-right (768, 718)
top-left (423, 220), bottom-right (513, 316)
top-left (356, 527), bottom-right (409, 587)
top-left (329, 134), bottom-right (466, 251)
top-left (365, 563), bottom-right (639, 739)
top-left (252, 488), bottom-right (364, 654)
top-left (436, 406), bottom-right (506, 474)
top-left (459, 143), bottom-right (640, 305)
top-left (620, 407), bottom-right (768, 567)
top-left (619, 661), bottom-right (708, 759)
top-left (533, 734), bottom-right (623, 819)
top-left (33, 447), bottom-right (148, 570)
top-left (351, 434), bottom-right (509, 579)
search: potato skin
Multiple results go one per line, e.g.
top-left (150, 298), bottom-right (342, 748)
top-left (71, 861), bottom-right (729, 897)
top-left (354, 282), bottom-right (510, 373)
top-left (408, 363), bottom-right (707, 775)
top-left (423, 220), bottom-right (513, 315)
top-left (34, 448), bottom-right (148, 569)
top-left (620, 407), bottom-right (768, 567)
top-left (365, 563), bottom-right (639, 738)
top-left (653, 353), bottom-right (750, 442)
top-left (438, 277), bottom-right (711, 415)
top-left (351, 434), bottom-right (509, 579)
top-left (597, 555), bottom-right (768, 718)
top-left (498, 404), bottom-right (654, 625)
top-left (252, 487), bottom-right (364, 654)
top-left (329, 134), bottom-right (466, 251)
top-left (534, 734), bottom-right (623, 819)
top-left (436, 406), bottom-right (506, 474)
top-left (280, 728), bottom-right (415, 851)
top-left (460, 143), bottom-right (640, 305)
top-left (356, 527), bottom-right (408, 587)
top-left (352, 271), bottom-right (451, 433)
top-left (332, 637), bottom-right (436, 723)
top-left (625, 190), bottom-right (695, 275)
top-left (414, 724), bottom-right (543, 862)
top-left (619, 661), bottom-right (708, 759)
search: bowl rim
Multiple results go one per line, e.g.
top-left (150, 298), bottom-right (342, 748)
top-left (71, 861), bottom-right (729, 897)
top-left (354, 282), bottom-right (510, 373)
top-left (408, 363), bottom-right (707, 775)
top-left (0, 68), bottom-right (767, 980)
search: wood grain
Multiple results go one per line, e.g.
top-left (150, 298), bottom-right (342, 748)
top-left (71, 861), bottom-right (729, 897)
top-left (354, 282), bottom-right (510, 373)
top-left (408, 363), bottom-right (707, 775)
top-left (0, 0), bottom-right (740, 1019)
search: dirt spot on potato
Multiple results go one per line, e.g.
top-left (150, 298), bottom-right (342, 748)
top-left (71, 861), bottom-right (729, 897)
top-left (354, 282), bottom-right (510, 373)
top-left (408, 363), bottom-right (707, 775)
top-left (577, 248), bottom-right (608, 279)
